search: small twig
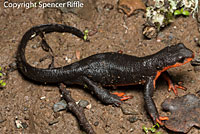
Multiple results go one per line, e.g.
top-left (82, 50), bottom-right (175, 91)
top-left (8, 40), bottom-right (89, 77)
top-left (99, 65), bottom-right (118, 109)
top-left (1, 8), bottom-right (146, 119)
top-left (59, 83), bottom-right (96, 134)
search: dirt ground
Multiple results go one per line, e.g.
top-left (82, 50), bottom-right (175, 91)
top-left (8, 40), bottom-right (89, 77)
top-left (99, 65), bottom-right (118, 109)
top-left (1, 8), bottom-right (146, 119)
top-left (0, 0), bottom-right (200, 134)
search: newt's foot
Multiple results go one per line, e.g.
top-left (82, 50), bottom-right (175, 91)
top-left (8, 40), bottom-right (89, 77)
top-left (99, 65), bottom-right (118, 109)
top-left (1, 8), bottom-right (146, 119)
top-left (168, 82), bottom-right (187, 96)
top-left (162, 72), bottom-right (187, 96)
top-left (112, 92), bottom-right (133, 101)
top-left (156, 116), bottom-right (169, 126)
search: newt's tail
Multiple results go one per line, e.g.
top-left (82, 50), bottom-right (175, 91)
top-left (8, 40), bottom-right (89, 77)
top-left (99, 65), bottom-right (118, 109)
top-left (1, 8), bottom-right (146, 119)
top-left (17, 24), bottom-right (85, 83)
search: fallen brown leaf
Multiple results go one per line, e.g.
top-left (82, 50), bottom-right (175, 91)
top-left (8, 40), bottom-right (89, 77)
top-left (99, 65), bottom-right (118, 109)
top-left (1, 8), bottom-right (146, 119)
top-left (118, 0), bottom-right (146, 16)
top-left (162, 94), bottom-right (200, 133)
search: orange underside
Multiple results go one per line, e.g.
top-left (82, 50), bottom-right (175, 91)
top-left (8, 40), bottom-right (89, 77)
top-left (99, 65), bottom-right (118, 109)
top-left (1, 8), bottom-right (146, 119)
top-left (153, 56), bottom-right (194, 88)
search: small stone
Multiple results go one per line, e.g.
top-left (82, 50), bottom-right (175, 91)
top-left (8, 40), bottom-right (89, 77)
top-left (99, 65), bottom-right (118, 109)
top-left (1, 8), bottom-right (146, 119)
top-left (24, 107), bottom-right (28, 111)
top-left (94, 121), bottom-right (99, 126)
top-left (121, 104), bottom-right (138, 115)
top-left (168, 34), bottom-right (173, 41)
top-left (78, 100), bottom-right (89, 108)
top-left (24, 96), bottom-right (29, 101)
top-left (194, 37), bottom-right (199, 42)
top-left (103, 3), bottom-right (114, 11)
top-left (127, 116), bottom-right (138, 123)
top-left (129, 128), bottom-right (134, 132)
top-left (8, 62), bottom-right (17, 72)
top-left (194, 37), bottom-right (200, 46)
top-left (33, 62), bottom-right (39, 66)
top-left (21, 122), bottom-right (28, 129)
top-left (48, 119), bottom-right (59, 126)
top-left (40, 96), bottom-right (46, 100)
top-left (143, 26), bottom-right (157, 39)
top-left (0, 119), bottom-right (6, 123)
top-left (15, 119), bottom-right (23, 128)
top-left (86, 103), bottom-right (92, 110)
top-left (65, 56), bottom-right (72, 63)
top-left (157, 38), bottom-right (161, 42)
top-left (32, 43), bottom-right (40, 49)
top-left (53, 100), bottom-right (67, 112)
top-left (0, 113), bottom-right (6, 124)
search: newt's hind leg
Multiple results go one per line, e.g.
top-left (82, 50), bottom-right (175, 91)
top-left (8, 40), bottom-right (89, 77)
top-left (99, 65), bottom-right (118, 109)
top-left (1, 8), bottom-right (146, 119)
top-left (162, 71), bottom-right (187, 96)
top-left (82, 77), bottom-right (121, 106)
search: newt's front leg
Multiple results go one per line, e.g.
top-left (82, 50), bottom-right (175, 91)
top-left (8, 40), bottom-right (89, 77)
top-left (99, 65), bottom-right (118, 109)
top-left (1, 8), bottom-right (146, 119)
top-left (144, 77), bottom-right (168, 125)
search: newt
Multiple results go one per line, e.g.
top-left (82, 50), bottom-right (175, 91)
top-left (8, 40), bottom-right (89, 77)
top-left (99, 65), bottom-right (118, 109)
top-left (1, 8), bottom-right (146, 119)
top-left (17, 24), bottom-right (194, 125)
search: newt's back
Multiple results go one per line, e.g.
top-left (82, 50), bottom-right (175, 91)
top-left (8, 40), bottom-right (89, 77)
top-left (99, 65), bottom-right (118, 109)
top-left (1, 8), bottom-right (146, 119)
top-left (71, 52), bottom-right (146, 86)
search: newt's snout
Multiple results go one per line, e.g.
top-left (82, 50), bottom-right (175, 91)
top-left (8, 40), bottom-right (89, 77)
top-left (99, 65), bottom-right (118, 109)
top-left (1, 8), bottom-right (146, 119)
top-left (180, 47), bottom-right (194, 59)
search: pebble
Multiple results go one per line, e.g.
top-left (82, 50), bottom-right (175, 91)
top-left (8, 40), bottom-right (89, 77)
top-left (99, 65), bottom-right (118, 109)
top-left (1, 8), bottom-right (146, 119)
top-left (103, 3), bottom-right (114, 11)
top-left (156, 38), bottom-right (161, 42)
top-left (94, 121), bottom-right (99, 126)
top-left (127, 116), bottom-right (138, 123)
top-left (65, 56), bottom-right (72, 63)
top-left (24, 96), bottom-right (29, 101)
top-left (194, 37), bottom-right (199, 42)
top-left (194, 37), bottom-right (200, 46)
top-left (15, 119), bottom-right (23, 128)
top-left (24, 107), bottom-right (28, 111)
top-left (32, 43), bottom-right (40, 49)
top-left (0, 113), bottom-right (6, 124)
top-left (78, 100), bottom-right (89, 108)
top-left (121, 104), bottom-right (138, 115)
top-left (33, 62), bottom-right (39, 66)
top-left (48, 119), bottom-right (59, 126)
top-left (8, 62), bottom-right (17, 72)
top-left (21, 122), bottom-right (28, 129)
top-left (168, 34), bottom-right (174, 41)
top-left (0, 119), bottom-right (6, 123)
top-left (53, 100), bottom-right (67, 112)
top-left (142, 26), bottom-right (157, 39)
top-left (40, 96), bottom-right (46, 100)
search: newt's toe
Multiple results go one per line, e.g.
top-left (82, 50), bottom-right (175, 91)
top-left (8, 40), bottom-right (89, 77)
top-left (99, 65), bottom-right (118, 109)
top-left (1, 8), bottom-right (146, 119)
top-left (156, 116), bottom-right (169, 126)
top-left (168, 83), bottom-right (187, 96)
top-left (112, 92), bottom-right (133, 101)
top-left (159, 116), bottom-right (169, 121)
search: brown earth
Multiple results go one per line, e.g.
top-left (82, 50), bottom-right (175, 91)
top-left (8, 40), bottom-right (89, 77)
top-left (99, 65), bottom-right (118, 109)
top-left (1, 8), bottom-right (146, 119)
top-left (0, 0), bottom-right (200, 134)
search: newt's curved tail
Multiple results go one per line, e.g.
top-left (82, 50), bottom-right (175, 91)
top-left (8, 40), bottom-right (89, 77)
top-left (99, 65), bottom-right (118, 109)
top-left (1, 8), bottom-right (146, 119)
top-left (17, 24), bottom-right (85, 83)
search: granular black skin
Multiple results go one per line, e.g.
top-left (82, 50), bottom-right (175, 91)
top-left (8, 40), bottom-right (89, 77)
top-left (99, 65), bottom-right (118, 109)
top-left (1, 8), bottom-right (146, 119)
top-left (17, 24), bottom-right (194, 124)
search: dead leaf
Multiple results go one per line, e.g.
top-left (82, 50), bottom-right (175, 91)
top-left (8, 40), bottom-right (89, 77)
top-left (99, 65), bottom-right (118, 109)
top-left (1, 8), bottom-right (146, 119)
top-left (162, 94), bottom-right (200, 133)
top-left (118, 0), bottom-right (146, 16)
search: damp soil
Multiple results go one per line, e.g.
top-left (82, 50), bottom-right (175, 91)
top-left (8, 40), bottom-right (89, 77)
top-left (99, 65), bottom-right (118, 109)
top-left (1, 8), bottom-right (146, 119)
top-left (0, 0), bottom-right (200, 134)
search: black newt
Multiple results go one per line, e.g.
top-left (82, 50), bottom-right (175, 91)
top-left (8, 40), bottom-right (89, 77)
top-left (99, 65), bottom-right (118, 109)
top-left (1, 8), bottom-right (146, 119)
top-left (17, 24), bottom-right (194, 125)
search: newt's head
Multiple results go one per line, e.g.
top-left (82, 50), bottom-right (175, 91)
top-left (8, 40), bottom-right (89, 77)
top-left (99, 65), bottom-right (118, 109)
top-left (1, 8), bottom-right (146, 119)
top-left (157, 43), bottom-right (194, 71)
